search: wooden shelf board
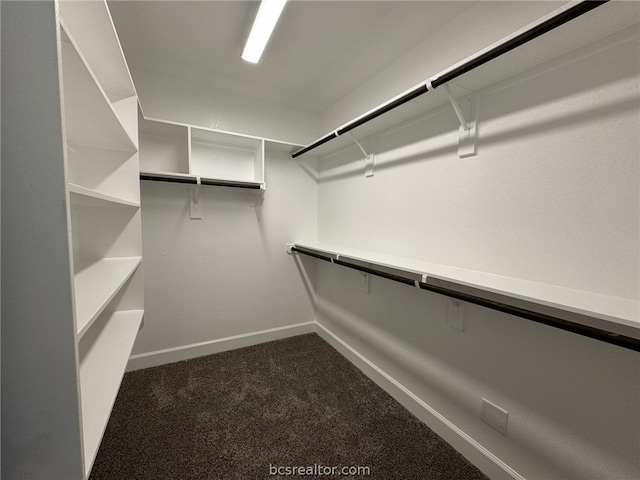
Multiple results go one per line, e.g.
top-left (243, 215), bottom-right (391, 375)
top-left (78, 309), bottom-right (143, 476)
top-left (75, 257), bottom-right (142, 338)
top-left (60, 25), bottom-right (137, 153)
top-left (58, 0), bottom-right (136, 103)
top-left (69, 183), bottom-right (140, 208)
top-left (294, 242), bottom-right (639, 334)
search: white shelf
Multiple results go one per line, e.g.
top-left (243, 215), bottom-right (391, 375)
top-left (59, 0), bottom-right (136, 102)
top-left (78, 309), bottom-right (143, 476)
top-left (59, 0), bottom-right (138, 145)
top-left (138, 116), bottom-right (267, 190)
top-left (74, 257), bottom-right (142, 338)
top-left (294, 242), bottom-right (640, 337)
top-left (139, 116), bottom-right (190, 174)
top-left (69, 183), bottom-right (140, 208)
top-left (190, 127), bottom-right (264, 184)
top-left (111, 95), bottom-right (139, 148)
top-left (294, 2), bottom-right (640, 159)
top-left (60, 26), bottom-right (137, 153)
top-left (66, 142), bottom-right (140, 205)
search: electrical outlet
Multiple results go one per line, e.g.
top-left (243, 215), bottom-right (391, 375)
top-left (481, 398), bottom-right (508, 436)
top-left (447, 299), bottom-right (464, 331)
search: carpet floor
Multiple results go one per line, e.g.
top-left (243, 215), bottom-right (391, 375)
top-left (90, 333), bottom-right (489, 479)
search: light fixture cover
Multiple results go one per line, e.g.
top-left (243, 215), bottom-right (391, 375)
top-left (242, 0), bottom-right (287, 63)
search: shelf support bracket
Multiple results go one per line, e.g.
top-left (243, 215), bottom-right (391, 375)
top-left (349, 132), bottom-right (375, 178)
top-left (443, 83), bottom-right (477, 158)
top-left (443, 83), bottom-right (469, 131)
top-left (250, 186), bottom-right (265, 208)
top-left (190, 176), bottom-right (202, 219)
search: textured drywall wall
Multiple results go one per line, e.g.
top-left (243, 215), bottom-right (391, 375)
top-left (132, 144), bottom-right (318, 357)
top-left (133, 68), bottom-right (319, 146)
top-left (315, 23), bottom-right (639, 480)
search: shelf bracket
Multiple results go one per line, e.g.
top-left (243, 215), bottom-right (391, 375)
top-left (443, 83), bottom-right (469, 131)
top-left (190, 176), bottom-right (202, 219)
top-left (250, 186), bottom-right (265, 208)
top-left (349, 132), bottom-right (375, 178)
top-left (443, 84), bottom-right (477, 158)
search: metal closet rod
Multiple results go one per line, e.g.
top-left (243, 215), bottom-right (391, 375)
top-left (139, 173), bottom-right (262, 190)
top-left (291, 0), bottom-right (608, 159)
top-left (290, 246), bottom-right (640, 352)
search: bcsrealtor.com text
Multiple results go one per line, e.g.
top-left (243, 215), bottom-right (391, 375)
top-left (269, 463), bottom-right (371, 477)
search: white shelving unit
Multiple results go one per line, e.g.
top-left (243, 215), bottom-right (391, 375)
top-left (139, 117), bottom-right (189, 174)
top-left (139, 115), bottom-right (265, 190)
top-left (2, 1), bottom-right (144, 478)
top-left (61, 2), bottom-right (144, 474)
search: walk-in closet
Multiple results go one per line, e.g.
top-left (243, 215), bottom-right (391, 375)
top-left (2, 1), bottom-right (639, 479)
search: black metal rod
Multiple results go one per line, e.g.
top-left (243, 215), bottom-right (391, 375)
top-left (292, 85), bottom-right (429, 159)
top-left (140, 174), bottom-right (262, 190)
top-left (291, 246), bottom-right (639, 352)
top-left (336, 84), bottom-right (430, 137)
top-left (201, 178), bottom-right (262, 190)
top-left (140, 173), bottom-right (194, 185)
top-left (291, 132), bottom-right (338, 158)
top-left (431, 1), bottom-right (608, 88)
top-left (291, 0), bottom-right (608, 159)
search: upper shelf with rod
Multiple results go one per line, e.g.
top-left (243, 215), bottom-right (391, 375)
top-left (288, 242), bottom-right (640, 352)
top-left (138, 114), bottom-right (267, 191)
top-left (291, 0), bottom-right (637, 160)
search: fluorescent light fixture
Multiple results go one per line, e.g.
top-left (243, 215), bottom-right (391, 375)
top-left (242, 0), bottom-right (287, 63)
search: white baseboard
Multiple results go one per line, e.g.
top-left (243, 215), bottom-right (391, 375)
top-left (314, 322), bottom-right (524, 480)
top-left (126, 322), bottom-right (316, 371)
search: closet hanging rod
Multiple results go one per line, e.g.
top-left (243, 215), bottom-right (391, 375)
top-left (291, 0), bottom-right (608, 159)
top-left (290, 245), bottom-right (639, 353)
top-left (139, 173), bottom-right (262, 190)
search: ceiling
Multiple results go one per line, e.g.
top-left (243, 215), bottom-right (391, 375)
top-left (108, 1), bottom-right (473, 114)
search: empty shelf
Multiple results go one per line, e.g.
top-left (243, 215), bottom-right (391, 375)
top-left (78, 309), bottom-right (143, 476)
top-left (74, 257), bottom-right (142, 338)
top-left (291, 242), bottom-right (639, 348)
top-left (69, 183), bottom-right (140, 208)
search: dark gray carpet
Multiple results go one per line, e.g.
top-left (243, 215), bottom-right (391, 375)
top-left (90, 333), bottom-right (489, 479)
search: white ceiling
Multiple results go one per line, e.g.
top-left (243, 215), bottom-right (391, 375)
top-left (108, 1), bottom-right (473, 114)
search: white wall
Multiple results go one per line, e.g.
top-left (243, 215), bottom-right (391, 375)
top-left (127, 73), bottom-right (319, 368)
top-left (319, 1), bottom-right (566, 134)
top-left (314, 19), bottom-right (639, 480)
top-left (133, 68), bottom-right (319, 146)
top-left (129, 141), bottom-right (318, 367)
top-left (319, 1), bottom-right (640, 137)
top-left (319, 27), bottom-right (639, 298)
